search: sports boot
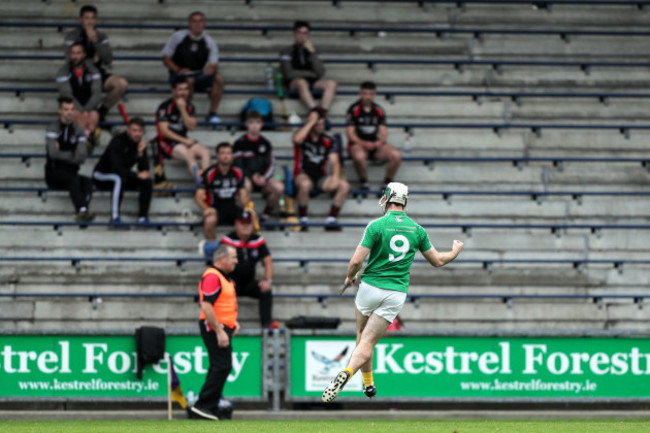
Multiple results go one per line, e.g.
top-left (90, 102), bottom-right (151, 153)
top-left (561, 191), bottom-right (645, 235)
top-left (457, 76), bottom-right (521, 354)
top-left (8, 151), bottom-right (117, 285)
top-left (363, 384), bottom-right (376, 398)
top-left (322, 370), bottom-right (350, 403)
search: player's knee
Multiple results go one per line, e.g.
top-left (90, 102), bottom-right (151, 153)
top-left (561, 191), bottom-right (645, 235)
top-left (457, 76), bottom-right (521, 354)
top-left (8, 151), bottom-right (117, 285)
top-left (340, 180), bottom-right (350, 193)
top-left (392, 149), bottom-right (402, 163)
top-left (118, 77), bottom-right (129, 91)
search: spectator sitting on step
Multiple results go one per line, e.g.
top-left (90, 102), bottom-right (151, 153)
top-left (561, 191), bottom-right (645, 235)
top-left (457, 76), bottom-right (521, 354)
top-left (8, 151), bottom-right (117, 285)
top-left (346, 81), bottom-right (402, 193)
top-left (92, 117), bottom-right (152, 225)
top-left (155, 76), bottom-right (212, 186)
top-left (162, 11), bottom-right (224, 127)
top-left (195, 142), bottom-right (252, 241)
top-left (220, 207), bottom-right (279, 329)
top-left (64, 4), bottom-right (128, 125)
top-left (56, 42), bottom-right (102, 152)
top-left (280, 20), bottom-right (337, 112)
top-left (292, 108), bottom-right (349, 231)
top-left (45, 96), bottom-right (95, 222)
top-left (233, 111), bottom-right (284, 224)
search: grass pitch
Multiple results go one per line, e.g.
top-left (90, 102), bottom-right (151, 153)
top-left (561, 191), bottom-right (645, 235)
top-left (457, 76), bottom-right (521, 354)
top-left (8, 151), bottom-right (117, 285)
top-left (1, 419), bottom-right (649, 433)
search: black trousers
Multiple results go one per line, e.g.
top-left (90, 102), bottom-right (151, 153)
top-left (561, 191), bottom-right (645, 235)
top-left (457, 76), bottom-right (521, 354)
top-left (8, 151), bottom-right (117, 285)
top-left (236, 279), bottom-right (273, 327)
top-left (45, 165), bottom-right (93, 212)
top-left (93, 171), bottom-right (152, 219)
top-left (196, 320), bottom-right (234, 411)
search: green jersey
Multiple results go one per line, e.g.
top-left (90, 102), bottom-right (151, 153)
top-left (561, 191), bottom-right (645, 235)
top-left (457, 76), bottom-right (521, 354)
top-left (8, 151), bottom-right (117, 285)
top-left (359, 211), bottom-right (433, 293)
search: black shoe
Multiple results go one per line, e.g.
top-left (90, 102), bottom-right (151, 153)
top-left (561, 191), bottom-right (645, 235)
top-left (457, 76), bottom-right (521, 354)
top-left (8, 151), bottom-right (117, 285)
top-left (324, 223), bottom-right (342, 232)
top-left (190, 405), bottom-right (219, 421)
top-left (363, 384), bottom-right (377, 398)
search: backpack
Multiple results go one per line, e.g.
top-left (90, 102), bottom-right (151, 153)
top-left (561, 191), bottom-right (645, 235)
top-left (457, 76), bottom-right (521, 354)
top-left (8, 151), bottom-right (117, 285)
top-left (239, 98), bottom-right (274, 130)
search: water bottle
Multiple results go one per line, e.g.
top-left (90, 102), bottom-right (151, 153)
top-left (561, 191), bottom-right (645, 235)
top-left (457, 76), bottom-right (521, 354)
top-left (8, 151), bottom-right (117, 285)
top-left (264, 64), bottom-right (274, 91)
top-left (403, 134), bottom-right (412, 154)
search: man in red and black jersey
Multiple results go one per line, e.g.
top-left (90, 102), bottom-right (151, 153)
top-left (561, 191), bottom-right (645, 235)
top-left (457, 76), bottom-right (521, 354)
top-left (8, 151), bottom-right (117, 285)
top-left (156, 77), bottom-right (212, 186)
top-left (292, 108), bottom-right (349, 231)
top-left (233, 111), bottom-right (284, 221)
top-left (220, 208), bottom-right (278, 329)
top-left (56, 42), bottom-right (102, 150)
top-left (195, 142), bottom-right (251, 240)
top-left (346, 81), bottom-right (402, 192)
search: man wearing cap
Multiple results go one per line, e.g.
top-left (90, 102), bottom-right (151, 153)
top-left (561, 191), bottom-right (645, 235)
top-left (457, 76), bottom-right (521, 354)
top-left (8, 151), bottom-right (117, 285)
top-left (220, 208), bottom-right (278, 329)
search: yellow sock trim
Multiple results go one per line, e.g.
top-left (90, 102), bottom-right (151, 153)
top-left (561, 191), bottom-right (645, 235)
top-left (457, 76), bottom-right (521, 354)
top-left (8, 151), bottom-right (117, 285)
top-left (362, 371), bottom-right (374, 387)
top-left (344, 367), bottom-right (354, 377)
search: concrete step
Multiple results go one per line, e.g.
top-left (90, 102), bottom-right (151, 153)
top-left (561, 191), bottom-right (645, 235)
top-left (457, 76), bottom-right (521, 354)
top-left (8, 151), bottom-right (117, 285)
top-left (8, 91), bottom-right (650, 122)
top-left (2, 296), bottom-right (647, 331)
top-left (3, 0), bottom-right (647, 27)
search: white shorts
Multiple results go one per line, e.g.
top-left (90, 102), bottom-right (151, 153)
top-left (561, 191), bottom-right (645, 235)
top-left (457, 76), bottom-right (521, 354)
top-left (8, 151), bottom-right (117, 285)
top-left (355, 281), bottom-right (407, 324)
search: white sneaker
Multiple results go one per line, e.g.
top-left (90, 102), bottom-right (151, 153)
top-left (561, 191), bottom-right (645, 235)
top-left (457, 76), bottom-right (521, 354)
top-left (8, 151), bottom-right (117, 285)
top-left (322, 370), bottom-right (351, 403)
top-left (190, 405), bottom-right (219, 421)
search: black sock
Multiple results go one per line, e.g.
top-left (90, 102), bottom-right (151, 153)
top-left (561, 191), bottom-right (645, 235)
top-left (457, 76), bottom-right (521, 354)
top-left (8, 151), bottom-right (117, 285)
top-left (263, 205), bottom-right (273, 215)
top-left (329, 205), bottom-right (341, 218)
top-left (298, 206), bottom-right (308, 218)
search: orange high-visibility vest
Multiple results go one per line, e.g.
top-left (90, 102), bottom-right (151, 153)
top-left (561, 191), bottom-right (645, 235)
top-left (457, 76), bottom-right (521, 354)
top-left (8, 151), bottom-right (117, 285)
top-left (198, 267), bottom-right (238, 329)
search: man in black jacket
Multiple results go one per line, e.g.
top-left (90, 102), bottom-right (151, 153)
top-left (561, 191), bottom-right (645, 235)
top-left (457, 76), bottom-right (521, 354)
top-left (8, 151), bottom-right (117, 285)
top-left (279, 20), bottom-right (337, 112)
top-left (92, 118), bottom-right (152, 224)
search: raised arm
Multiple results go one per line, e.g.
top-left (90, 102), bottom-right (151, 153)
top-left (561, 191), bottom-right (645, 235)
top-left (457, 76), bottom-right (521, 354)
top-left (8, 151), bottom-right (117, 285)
top-left (422, 240), bottom-right (464, 268)
top-left (292, 111), bottom-right (319, 145)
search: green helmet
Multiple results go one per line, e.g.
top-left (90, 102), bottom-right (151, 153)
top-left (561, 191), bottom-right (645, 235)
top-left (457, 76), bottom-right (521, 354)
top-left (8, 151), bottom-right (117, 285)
top-left (378, 182), bottom-right (408, 210)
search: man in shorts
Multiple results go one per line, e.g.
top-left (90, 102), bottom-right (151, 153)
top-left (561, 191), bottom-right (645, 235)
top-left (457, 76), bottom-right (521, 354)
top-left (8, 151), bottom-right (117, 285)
top-left (292, 108), bottom-right (349, 231)
top-left (322, 182), bottom-right (464, 402)
top-left (64, 5), bottom-right (128, 123)
top-left (195, 142), bottom-right (251, 241)
top-left (162, 11), bottom-right (224, 126)
top-left (233, 110), bottom-right (284, 222)
top-left (346, 81), bottom-right (402, 192)
top-left (279, 20), bottom-right (337, 112)
top-left (155, 76), bottom-right (212, 185)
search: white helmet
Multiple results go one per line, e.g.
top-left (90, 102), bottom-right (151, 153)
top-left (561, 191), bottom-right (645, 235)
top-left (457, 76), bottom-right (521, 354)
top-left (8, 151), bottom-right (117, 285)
top-left (378, 182), bottom-right (408, 211)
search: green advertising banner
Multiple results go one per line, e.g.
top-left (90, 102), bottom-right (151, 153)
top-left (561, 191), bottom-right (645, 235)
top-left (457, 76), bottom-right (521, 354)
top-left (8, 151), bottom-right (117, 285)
top-left (0, 334), bottom-right (262, 399)
top-left (290, 334), bottom-right (650, 399)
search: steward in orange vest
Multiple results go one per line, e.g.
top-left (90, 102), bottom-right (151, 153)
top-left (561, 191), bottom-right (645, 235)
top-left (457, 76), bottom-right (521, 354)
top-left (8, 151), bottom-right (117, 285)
top-left (189, 243), bottom-right (240, 421)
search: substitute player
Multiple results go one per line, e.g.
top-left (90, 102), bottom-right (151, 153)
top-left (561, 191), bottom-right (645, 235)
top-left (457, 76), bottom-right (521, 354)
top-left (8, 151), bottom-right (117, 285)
top-left (322, 182), bottom-right (464, 402)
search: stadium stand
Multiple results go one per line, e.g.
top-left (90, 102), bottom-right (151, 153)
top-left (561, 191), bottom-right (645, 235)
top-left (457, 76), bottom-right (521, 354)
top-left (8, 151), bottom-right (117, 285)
top-left (1, 0), bottom-right (650, 336)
